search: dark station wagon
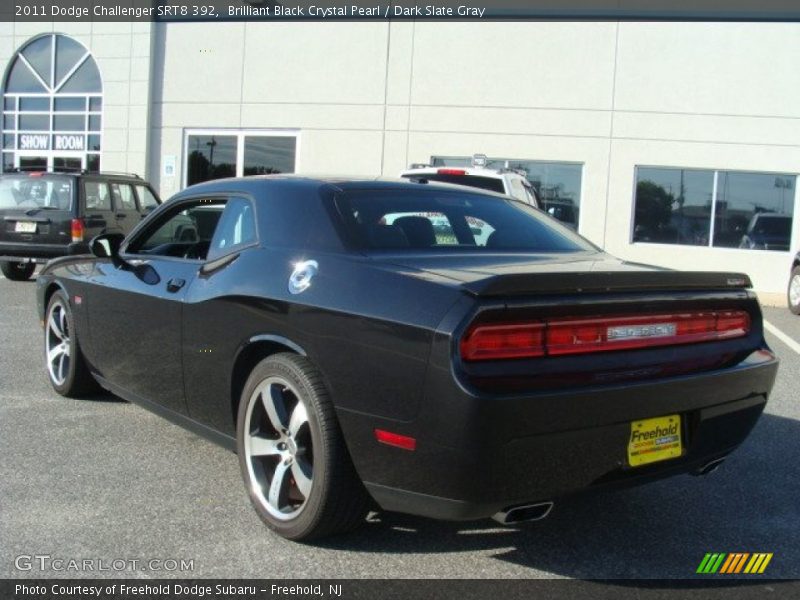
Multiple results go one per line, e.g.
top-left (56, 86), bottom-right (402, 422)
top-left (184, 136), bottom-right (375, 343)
top-left (0, 170), bottom-right (160, 280)
top-left (36, 176), bottom-right (778, 541)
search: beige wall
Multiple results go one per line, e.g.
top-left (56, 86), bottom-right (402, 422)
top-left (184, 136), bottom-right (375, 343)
top-left (12, 20), bottom-right (789, 294)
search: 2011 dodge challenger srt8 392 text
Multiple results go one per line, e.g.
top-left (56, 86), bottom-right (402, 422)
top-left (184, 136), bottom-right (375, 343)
top-left (36, 176), bottom-right (778, 541)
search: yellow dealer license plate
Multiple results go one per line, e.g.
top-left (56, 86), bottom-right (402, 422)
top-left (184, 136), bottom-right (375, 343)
top-left (628, 414), bottom-right (683, 467)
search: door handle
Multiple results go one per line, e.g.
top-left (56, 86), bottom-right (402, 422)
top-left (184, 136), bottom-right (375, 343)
top-left (166, 278), bottom-right (185, 293)
top-left (116, 213), bottom-right (127, 219)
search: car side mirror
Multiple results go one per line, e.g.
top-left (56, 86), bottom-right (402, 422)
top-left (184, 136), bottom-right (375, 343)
top-left (90, 233), bottom-right (125, 259)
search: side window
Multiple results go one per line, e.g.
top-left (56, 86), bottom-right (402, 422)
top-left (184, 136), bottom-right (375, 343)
top-left (134, 185), bottom-right (159, 211)
top-left (522, 182), bottom-right (539, 207)
top-left (84, 181), bottom-right (111, 211)
top-left (130, 199), bottom-right (225, 260)
top-left (110, 183), bottom-right (137, 211)
top-left (509, 178), bottom-right (528, 202)
top-left (207, 197), bottom-right (257, 261)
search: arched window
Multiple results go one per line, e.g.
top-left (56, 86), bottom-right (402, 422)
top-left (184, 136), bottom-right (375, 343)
top-left (2, 34), bottom-right (103, 173)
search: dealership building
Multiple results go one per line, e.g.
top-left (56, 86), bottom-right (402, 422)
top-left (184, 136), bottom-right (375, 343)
top-left (1, 20), bottom-right (798, 299)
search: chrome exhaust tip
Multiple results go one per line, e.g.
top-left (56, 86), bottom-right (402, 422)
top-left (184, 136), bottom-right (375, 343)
top-left (492, 501), bottom-right (554, 525)
top-left (693, 457), bottom-right (726, 476)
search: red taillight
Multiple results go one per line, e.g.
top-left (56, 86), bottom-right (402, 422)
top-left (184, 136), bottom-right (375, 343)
top-left (461, 311), bottom-right (751, 361)
top-left (437, 168), bottom-right (466, 176)
top-left (29, 171), bottom-right (45, 177)
top-left (460, 323), bottom-right (545, 361)
top-left (374, 429), bottom-right (417, 451)
top-left (71, 218), bottom-right (84, 243)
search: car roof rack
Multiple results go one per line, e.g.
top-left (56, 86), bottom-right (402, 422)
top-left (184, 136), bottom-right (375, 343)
top-left (1, 167), bottom-right (142, 178)
top-left (82, 170), bottom-right (142, 179)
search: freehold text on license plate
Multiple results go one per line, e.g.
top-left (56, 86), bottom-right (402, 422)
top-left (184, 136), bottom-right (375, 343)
top-left (628, 414), bottom-right (683, 467)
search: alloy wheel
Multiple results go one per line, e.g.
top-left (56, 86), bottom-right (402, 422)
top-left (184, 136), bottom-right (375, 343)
top-left (790, 274), bottom-right (800, 308)
top-left (243, 376), bottom-right (314, 520)
top-left (46, 300), bottom-right (71, 386)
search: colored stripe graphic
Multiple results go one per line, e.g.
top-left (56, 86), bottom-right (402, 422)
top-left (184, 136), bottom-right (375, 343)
top-left (697, 553), bottom-right (727, 573)
top-left (720, 553), bottom-right (750, 573)
top-left (699, 552), bottom-right (773, 574)
top-left (719, 554), bottom-right (736, 573)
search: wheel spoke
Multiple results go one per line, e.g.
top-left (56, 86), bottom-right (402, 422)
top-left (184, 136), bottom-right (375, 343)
top-left (262, 383), bottom-right (290, 433)
top-left (268, 461), bottom-right (290, 510)
top-left (249, 435), bottom-right (281, 457)
top-left (48, 313), bottom-right (64, 340)
top-left (288, 401), bottom-right (308, 438)
top-left (47, 344), bottom-right (64, 364)
top-left (58, 353), bottom-right (66, 381)
top-left (59, 309), bottom-right (68, 340)
top-left (291, 459), bottom-right (312, 497)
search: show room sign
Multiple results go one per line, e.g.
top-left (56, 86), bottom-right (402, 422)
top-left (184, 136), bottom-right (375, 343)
top-left (18, 134), bottom-right (85, 151)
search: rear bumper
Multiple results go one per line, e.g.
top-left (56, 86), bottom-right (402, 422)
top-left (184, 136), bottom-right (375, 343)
top-left (342, 350), bottom-right (778, 521)
top-left (0, 242), bottom-right (89, 263)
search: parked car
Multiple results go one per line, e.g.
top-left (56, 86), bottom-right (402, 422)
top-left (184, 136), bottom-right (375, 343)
top-left (738, 213), bottom-right (792, 251)
top-left (37, 176), bottom-right (778, 541)
top-left (400, 155), bottom-right (540, 208)
top-left (0, 170), bottom-right (160, 281)
top-left (789, 249), bottom-right (800, 315)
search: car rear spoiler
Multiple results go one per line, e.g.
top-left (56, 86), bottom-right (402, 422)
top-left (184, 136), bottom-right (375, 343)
top-left (461, 271), bottom-right (753, 297)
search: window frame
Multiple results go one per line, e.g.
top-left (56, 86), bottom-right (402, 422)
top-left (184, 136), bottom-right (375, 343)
top-left (2, 33), bottom-right (103, 174)
top-left (630, 165), bottom-right (799, 253)
top-left (122, 193), bottom-right (260, 265)
top-left (81, 178), bottom-right (112, 212)
top-left (205, 195), bottom-right (260, 262)
top-left (109, 181), bottom-right (137, 212)
top-left (132, 183), bottom-right (160, 212)
top-left (182, 128), bottom-right (300, 190)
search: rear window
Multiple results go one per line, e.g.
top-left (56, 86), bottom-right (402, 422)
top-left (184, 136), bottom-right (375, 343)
top-left (335, 189), bottom-right (596, 253)
top-left (401, 174), bottom-right (505, 194)
top-left (0, 175), bottom-right (73, 211)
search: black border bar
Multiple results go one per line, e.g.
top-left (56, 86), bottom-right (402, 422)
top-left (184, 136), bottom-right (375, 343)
top-left (6, 0), bottom-right (800, 22)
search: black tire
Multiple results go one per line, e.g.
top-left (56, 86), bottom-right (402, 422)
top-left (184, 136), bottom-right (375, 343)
top-left (236, 353), bottom-right (370, 541)
top-left (44, 290), bottom-right (98, 397)
top-left (789, 266), bottom-right (800, 315)
top-left (1, 260), bottom-right (35, 281)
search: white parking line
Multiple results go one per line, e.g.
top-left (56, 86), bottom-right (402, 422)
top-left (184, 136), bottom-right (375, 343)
top-left (764, 320), bottom-right (800, 355)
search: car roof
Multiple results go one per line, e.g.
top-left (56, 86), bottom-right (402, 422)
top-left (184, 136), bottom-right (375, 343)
top-left (174, 174), bottom-right (512, 200)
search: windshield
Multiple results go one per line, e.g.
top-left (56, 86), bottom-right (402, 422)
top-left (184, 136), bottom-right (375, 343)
top-left (0, 175), bottom-right (73, 211)
top-left (335, 189), bottom-right (597, 253)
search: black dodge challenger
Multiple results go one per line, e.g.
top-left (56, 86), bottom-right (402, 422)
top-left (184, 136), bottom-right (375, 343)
top-left (36, 176), bottom-right (778, 540)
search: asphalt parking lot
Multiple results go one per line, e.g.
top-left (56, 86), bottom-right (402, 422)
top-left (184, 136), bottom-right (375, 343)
top-left (1, 272), bottom-right (798, 580)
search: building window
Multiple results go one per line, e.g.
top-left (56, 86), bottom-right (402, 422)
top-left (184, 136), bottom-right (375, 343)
top-left (633, 167), bottom-right (796, 252)
top-left (184, 130), bottom-right (297, 188)
top-left (431, 156), bottom-right (582, 230)
top-left (2, 34), bottom-right (102, 173)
